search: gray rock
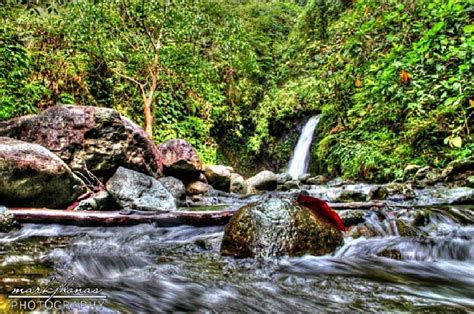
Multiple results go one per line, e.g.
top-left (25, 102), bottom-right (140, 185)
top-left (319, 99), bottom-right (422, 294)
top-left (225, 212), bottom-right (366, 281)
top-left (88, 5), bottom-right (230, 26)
top-left (276, 172), bottom-right (292, 184)
top-left (204, 165), bottom-right (232, 191)
top-left (245, 170), bottom-right (278, 194)
top-left (414, 166), bottom-right (432, 181)
top-left (221, 198), bottom-right (343, 258)
top-left (186, 181), bottom-right (211, 196)
top-left (230, 173), bottom-right (246, 194)
top-left (76, 191), bottom-right (115, 211)
top-left (0, 137), bottom-right (88, 208)
top-left (367, 185), bottom-right (388, 200)
top-left (386, 182), bottom-right (415, 200)
top-left (283, 180), bottom-right (301, 190)
top-left (441, 157), bottom-right (474, 179)
top-left (158, 176), bottom-right (186, 200)
top-left (106, 167), bottom-right (176, 212)
top-left (327, 177), bottom-right (347, 187)
top-left (404, 164), bottom-right (421, 178)
top-left (305, 175), bottom-right (328, 185)
top-left (297, 173), bottom-right (311, 183)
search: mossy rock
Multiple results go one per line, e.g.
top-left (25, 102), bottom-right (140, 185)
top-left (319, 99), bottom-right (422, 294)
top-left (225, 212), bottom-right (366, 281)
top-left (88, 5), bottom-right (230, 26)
top-left (0, 206), bottom-right (20, 233)
top-left (0, 137), bottom-right (88, 208)
top-left (221, 198), bottom-right (344, 258)
top-left (377, 248), bottom-right (402, 260)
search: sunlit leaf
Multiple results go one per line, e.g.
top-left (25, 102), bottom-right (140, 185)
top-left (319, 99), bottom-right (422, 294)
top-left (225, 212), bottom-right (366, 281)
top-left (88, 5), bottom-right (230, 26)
top-left (451, 136), bottom-right (462, 148)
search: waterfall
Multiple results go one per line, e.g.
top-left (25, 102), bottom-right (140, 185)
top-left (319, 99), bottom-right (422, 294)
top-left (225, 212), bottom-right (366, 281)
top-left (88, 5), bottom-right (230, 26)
top-left (288, 115), bottom-right (321, 180)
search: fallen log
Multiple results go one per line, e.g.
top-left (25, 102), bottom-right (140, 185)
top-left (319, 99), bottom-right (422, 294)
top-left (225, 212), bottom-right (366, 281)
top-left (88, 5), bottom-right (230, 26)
top-left (328, 201), bottom-right (385, 209)
top-left (6, 208), bottom-right (234, 227)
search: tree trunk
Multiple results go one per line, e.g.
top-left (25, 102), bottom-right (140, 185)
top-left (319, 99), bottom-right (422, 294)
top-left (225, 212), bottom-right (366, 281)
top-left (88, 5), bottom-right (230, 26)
top-left (7, 208), bottom-right (234, 227)
top-left (143, 96), bottom-right (153, 138)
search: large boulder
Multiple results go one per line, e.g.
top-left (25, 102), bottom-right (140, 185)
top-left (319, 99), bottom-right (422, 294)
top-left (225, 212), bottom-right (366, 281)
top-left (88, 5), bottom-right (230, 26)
top-left (158, 139), bottom-right (203, 181)
top-left (245, 170), bottom-right (277, 194)
top-left (204, 165), bottom-right (232, 191)
top-left (0, 105), bottom-right (163, 178)
top-left (221, 198), bottom-right (344, 258)
top-left (158, 176), bottom-right (186, 200)
top-left (0, 137), bottom-right (88, 208)
top-left (106, 167), bottom-right (176, 212)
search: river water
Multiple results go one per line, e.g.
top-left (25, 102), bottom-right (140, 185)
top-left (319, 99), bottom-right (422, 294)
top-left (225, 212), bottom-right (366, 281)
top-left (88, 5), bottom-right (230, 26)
top-left (1, 205), bottom-right (473, 312)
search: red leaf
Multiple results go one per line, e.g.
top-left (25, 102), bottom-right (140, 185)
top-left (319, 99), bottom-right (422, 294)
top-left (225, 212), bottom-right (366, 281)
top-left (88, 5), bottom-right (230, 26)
top-left (296, 195), bottom-right (346, 231)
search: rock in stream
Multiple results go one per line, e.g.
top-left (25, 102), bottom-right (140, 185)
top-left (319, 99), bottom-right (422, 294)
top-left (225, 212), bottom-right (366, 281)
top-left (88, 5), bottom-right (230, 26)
top-left (221, 198), bottom-right (344, 258)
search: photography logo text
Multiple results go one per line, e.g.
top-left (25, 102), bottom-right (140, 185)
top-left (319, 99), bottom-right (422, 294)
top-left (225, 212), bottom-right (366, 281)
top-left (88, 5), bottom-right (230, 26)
top-left (8, 276), bottom-right (106, 311)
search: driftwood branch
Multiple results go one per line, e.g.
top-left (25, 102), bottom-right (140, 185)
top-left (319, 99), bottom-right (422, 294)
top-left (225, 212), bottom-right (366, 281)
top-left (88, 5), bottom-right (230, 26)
top-left (329, 201), bottom-right (385, 209)
top-left (7, 209), bottom-right (234, 227)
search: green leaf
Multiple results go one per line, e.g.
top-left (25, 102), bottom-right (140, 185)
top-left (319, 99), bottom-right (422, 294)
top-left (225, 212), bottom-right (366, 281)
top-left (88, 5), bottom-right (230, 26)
top-left (463, 24), bottom-right (474, 33)
top-left (451, 136), bottom-right (462, 148)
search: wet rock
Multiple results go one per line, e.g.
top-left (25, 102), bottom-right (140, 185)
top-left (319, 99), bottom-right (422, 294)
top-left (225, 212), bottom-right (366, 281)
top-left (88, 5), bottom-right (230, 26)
top-left (327, 177), bottom-right (350, 187)
top-left (368, 186), bottom-right (388, 200)
top-left (276, 172), bottom-right (292, 184)
top-left (230, 173), bottom-right (246, 194)
top-left (0, 105), bottom-right (163, 178)
top-left (245, 170), bottom-right (278, 194)
top-left (412, 209), bottom-right (431, 227)
top-left (377, 248), bottom-right (402, 260)
top-left (347, 224), bottom-right (379, 239)
top-left (404, 165), bottom-right (421, 178)
top-left (396, 219), bottom-right (427, 237)
top-left (467, 176), bottom-right (474, 188)
top-left (305, 175), bottom-right (328, 185)
top-left (106, 167), bottom-right (176, 212)
top-left (204, 165), bottom-right (231, 191)
top-left (440, 157), bottom-right (474, 184)
top-left (221, 198), bottom-right (344, 258)
top-left (0, 206), bottom-right (20, 233)
top-left (414, 166), bottom-right (432, 181)
top-left (75, 191), bottom-right (115, 211)
top-left (0, 137), bottom-right (88, 208)
top-left (158, 176), bottom-right (186, 200)
top-left (435, 187), bottom-right (474, 205)
top-left (186, 181), bottom-right (211, 196)
top-left (415, 168), bottom-right (441, 188)
top-left (326, 185), bottom-right (374, 202)
top-left (339, 210), bottom-right (366, 227)
top-left (282, 180), bottom-right (301, 191)
top-left (158, 139), bottom-right (203, 181)
top-left (386, 183), bottom-right (415, 201)
top-left (297, 173), bottom-right (311, 183)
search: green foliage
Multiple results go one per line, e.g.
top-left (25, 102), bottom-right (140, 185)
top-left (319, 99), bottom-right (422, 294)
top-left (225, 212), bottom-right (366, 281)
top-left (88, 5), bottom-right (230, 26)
top-left (1, 0), bottom-right (472, 180)
top-left (256, 0), bottom-right (473, 181)
top-left (0, 12), bottom-right (45, 120)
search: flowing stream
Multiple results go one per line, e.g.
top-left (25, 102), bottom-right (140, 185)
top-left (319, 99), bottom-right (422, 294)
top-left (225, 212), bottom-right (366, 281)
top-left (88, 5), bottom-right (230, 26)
top-left (1, 204), bottom-right (473, 312)
top-left (288, 115), bottom-right (321, 180)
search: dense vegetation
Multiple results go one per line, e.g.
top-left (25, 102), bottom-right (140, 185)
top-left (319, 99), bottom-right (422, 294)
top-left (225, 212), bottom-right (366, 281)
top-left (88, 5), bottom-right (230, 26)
top-left (1, 0), bottom-right (472, 181)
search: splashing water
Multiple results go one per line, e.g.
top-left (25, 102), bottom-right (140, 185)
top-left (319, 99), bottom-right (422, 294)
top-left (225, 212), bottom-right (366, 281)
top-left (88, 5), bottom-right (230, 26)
top-left (288, 115), bottom-right (321, 180)
top-left (1, 205), bottom-right (474, 312)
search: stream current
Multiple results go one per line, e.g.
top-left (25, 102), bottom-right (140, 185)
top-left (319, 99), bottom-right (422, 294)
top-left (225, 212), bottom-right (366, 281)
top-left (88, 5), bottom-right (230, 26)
top-left (0, 205), bottom-right (473, 312)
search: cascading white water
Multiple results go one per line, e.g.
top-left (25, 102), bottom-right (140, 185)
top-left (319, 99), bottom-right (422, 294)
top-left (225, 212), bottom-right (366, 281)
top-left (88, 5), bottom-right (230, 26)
top-left (288, 115), bottom-right (321, 180)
